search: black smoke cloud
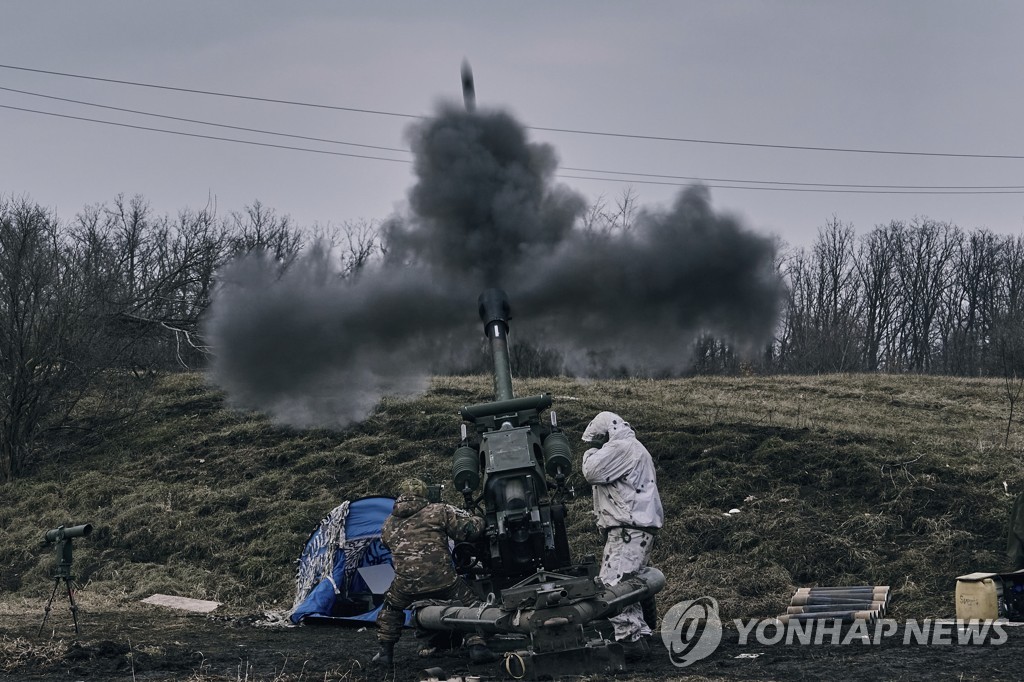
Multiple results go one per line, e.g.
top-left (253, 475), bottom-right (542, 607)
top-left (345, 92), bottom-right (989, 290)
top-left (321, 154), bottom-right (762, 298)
top-left (205, 103), bottom-right (785, 428)
top-left (384, 104), bottom-right (585, 288)
top-left (205, 245), bottom-right (467, 427)
top-left (511, 184), bottom-right (784, 374)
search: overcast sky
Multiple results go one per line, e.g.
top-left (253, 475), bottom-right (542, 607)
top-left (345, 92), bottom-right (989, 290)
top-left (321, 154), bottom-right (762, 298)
top-left (2, 1), bottom-right (1023, 248)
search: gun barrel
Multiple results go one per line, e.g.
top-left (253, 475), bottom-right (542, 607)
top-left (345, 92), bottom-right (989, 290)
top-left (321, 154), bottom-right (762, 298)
top-left (478, 288), bottom-right (514, 401)
top-left (415, 567), bottom-right (665, 634)
top-left (459, 394), bottom-right (552, 422)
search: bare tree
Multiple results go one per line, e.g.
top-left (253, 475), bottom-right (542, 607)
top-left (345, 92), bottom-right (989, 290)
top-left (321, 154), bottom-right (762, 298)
top-left (855, 223), bottom-right (900, 371)
top-left (810, 218), bottom-right (862, 371)
top-left (508, 337), bottom-right (564, 377)
top-left (109, 193), bottom-right (150, 296)
top-left (690, 333), bottom-right (740, 375)
top-left (610, 187), bottom-right (640, 234)
top-left (998, 316), bottom-right (1024, 446)
top-left (939, 230), bottom-right (1003, 374)
top-left (70, 197), bottom-right (228, 371)
top-left (227, 200), bottom-right (303, 267)
top-left (579, 194), bottom-right (609, 234)
top-left (337, 219), bottom-right (383, 278)
top-left (995, 235), bottom-right (1024, 444)
top-left (579, 188), bottom-right (640, 235)
top-left (776, 244), bottom-right (812, 371)
top-left (772, 218), bottom-right (1024, 378)
top-left (0, 198), bottom-right (110, 480)
top-left (774, 219), bottom-right (861, 372)
top-left (134, 206), bottom-right (229, 368)
top-left (890, 219), bottom-right (959, 372)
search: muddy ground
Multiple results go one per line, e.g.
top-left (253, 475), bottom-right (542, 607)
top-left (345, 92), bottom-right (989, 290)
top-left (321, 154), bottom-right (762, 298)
top-left (1, 604), bottom-right (1021, 682)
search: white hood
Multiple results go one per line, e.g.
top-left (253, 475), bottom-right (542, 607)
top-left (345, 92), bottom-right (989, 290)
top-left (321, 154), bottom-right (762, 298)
top-left (582, 411), bottom-right (632, 443)
top-left (581, 412), bottom-right (664, 531)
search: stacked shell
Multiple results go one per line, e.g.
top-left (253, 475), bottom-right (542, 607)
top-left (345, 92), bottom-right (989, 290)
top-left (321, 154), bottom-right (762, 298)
top-left (775, 585), bottom-right (891, 626)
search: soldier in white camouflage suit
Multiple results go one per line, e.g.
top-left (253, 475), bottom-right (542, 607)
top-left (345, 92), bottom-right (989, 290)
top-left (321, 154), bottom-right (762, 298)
top-left (581, 411), bottom-right (664, 662)
top-left (373, 478), bottom-right (496, 666)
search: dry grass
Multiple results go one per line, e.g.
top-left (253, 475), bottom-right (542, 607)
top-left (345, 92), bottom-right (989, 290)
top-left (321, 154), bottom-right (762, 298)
top-left (0, 635), bottom-right (68, 673)
top-left (1, 371), bottom-right (1022, 629)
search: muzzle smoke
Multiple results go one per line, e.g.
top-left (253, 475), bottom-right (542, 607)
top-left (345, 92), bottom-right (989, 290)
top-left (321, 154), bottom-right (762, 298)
top-left (205, 102), bottom-right (784, 427)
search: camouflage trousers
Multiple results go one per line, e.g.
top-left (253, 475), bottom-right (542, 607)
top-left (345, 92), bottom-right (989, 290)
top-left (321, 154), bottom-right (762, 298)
top-left (376, 578), bottom-right (484, 647)
top-left (599, 528), bottom-right (656, 642)
top-left (1009, 491), bottom-right (1024, 569)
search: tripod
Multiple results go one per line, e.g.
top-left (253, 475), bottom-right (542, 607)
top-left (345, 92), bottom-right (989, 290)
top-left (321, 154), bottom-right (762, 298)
top-left (38, 550), bottom-right (83, 635)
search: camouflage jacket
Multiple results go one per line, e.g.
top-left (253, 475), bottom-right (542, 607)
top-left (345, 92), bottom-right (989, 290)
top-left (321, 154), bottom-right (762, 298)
top-left (382, 495), bottom-right (485, 593)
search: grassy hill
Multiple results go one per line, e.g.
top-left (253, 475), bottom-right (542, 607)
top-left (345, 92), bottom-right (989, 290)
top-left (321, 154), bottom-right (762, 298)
top-left (1, 371), bottom-right (1021, 621)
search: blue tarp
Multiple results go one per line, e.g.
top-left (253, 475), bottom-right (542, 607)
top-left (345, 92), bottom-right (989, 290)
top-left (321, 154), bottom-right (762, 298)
top-left (290, 496), bottom-right (400, 625)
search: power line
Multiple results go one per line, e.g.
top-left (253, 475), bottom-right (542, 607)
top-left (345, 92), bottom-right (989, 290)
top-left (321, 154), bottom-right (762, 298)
top-left (535, 127), bottom-right (1024, 160)
top-left (560, 166), bottom-right (1024, 191)
top-left (13, 84), bottom-right (1022, 190)
top-left (5, 102), bottom-right (1024, 195)
top-left (0, 104), bottom-right (410, 164)
top-left (4, 62), bottom-right (1024, 161)
top-left (0, 85), bottom-right (410, 154)
top-left (0, 63), bottom-right (422, 120)
top-left (558, 174), bottom-right (1024, 195)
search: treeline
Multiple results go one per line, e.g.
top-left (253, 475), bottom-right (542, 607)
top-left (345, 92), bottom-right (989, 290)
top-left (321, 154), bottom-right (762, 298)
top-left (691, 218), bottom-right (1024, 377)
top-left (3, 193), bottom-right (1023, 480)
top-left (0, 194), bottom-right (379, 480)
top-left (770, 217), bottom-right (1024, 376)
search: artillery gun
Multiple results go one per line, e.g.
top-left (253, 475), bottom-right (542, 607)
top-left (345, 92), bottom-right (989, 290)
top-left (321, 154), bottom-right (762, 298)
top-left (414, 289), bottom-right (664, 678)
top-left (449, 288), bottom-right (575, 593)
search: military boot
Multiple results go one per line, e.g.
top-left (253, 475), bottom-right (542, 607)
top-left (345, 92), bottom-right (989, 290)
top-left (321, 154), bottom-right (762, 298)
top-left (469, 643), bottom-right (499, 664)
top-left (372, 642), bottom-right (395, 666)
top-left (620, 637), bottom-right (650, 663)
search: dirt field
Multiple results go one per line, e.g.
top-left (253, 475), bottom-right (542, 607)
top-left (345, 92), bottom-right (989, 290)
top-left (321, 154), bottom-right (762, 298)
top-left (2, 603), bottom-right (1021, 682)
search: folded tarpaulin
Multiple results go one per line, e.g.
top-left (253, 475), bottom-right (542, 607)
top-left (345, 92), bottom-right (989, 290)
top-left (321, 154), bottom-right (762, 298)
top-left (289, 496), bottom-right (411, 625)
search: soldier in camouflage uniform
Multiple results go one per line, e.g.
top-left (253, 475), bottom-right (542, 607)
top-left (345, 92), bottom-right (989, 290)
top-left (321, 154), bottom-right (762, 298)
top-left (373, 478), bottom-right (496, 666)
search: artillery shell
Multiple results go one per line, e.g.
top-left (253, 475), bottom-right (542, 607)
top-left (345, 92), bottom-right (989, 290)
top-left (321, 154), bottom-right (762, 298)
top-left (791, 592), bottom-right (888, 607)
top-left (787, 603), bottom-right (885, 615)
top-left (777, 610), bottom-right (875, 625)
top-left (794, 587), bottom-right (889, 597)
top-left (461, 60), bottom-right (476, 112)
top-left (794, 585), bottom-right (889, 593)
